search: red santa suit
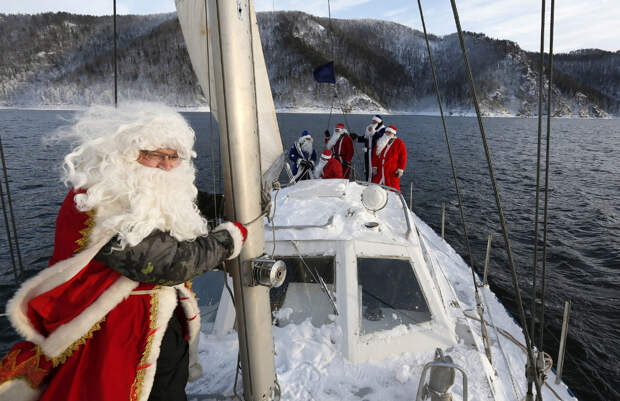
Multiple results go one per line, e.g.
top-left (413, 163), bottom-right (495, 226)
top-left (0, 189), bottom-right (239, 401)
top-left (325, 123), bottom-right (354, 179)
top-left (314, 149), bottom-right (343, 179)
top-left (372, 126), bottom-right (407, 191)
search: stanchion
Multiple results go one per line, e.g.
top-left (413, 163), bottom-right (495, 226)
top-left (441, 202), bottom-right (446, 240)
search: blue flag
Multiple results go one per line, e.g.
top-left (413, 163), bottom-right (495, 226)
top-left (313, 61), bottom-right (335, 84)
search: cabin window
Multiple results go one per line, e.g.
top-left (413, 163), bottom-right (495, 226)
top-left (357, 258), bottom-right (431, 335)
top-left (270, 256), bottom-right (336, 328)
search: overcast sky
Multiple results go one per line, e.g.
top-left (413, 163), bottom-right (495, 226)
top-left (2, 0), bottom-right (618, 53)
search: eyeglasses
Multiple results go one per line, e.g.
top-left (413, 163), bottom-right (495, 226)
top-left (139, 150), bottom-right (183, 163)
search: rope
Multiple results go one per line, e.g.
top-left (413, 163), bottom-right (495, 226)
top-left (415, 0), bottom-right (492, 362)
top-left (0, 135), bottom-right (23, 285)
top-left (530, 0), bottom-right (546, 378)
top-left (539, 0), bottom-right (556, 359)
top-left (268, 182), bottom-right (281, 258)
top-left (448, 1), bottom-right (542, 395)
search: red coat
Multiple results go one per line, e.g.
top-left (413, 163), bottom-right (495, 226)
top-left (320, 158), bottom-right (344, 179)
top-left (372, 137), bottom-right (407, 191)
top-left (0, 189), bottom-right (201, 401)
top-left (325, 133), bottom-right (354, 179)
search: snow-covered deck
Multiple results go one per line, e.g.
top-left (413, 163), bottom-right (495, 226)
top-left (188, 180), bottom-right (578, 401)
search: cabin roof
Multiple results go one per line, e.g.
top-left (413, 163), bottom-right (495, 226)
top-left (264, 179), bottom-right (412, 244)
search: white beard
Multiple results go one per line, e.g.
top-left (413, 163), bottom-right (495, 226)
top-left (326, 131), bottom-right (342, 151)
top-left (300, 138), bottom-right (314, 155)
top-left (375, 134), bottom-right (392, 156)
top-left (74, 161), bottom-right (208, 249)
top-left (313, 159), bottom-right (327, 178)
top-left (365, 124), bottom-right (376, 138)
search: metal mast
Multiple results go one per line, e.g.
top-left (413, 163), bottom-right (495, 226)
top-left (207, 1), bottom-right (277, 400)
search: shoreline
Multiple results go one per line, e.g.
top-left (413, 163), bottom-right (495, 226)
top-left (0, 105), bottom-right (614, 119)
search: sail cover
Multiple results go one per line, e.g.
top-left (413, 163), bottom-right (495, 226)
top-left (175, 0), bottom-right (284, 177)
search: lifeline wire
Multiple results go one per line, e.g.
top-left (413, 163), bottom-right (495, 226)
top-left (448, 0), bottom-right (542, 396)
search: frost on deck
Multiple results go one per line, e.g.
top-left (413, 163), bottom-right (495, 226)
top-left (186, 180), bottom-right (577, 401)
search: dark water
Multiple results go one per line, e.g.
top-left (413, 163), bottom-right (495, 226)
top-left (0, 110), bottom-right (618, 401)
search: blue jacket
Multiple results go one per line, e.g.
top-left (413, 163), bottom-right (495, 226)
top-left (288, 142), bottom-right (317, 176)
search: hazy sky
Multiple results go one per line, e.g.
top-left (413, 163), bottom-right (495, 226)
top-left (1, 0), bottom-right (618, 53)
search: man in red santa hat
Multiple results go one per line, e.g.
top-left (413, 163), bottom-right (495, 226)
top-left (313, 149), bottom-right (343, 179)
top-left (324, 122), bottom-right (354, 179)
top-left (0, 103), bottom-right (247, 401)
top-left (371, 125), bottom-right (407, 191)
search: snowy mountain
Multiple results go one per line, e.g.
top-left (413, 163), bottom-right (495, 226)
top-left (0, 11), bottom-right (617, 117)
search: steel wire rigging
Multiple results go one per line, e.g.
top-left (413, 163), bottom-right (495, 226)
top-left (0, 135), bottom-right (24, 286)
top-left (530, 0), bottom-right (547, 385)
top-left (539, 0), bottom-right (556, 377)
top-left (447, 0), bottom-right (543, 398)
top-left (413, 0), bottom-right (493, 363)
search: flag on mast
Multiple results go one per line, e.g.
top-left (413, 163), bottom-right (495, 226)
top-left (313, 61), bottom-right (335, 83)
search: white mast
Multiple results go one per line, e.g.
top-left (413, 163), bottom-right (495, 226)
top-left (207, 1), bottom-right (277, 399)
top-left (176, 0), bottom-right (279, 399)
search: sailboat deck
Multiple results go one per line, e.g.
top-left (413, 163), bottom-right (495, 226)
top-left (265, 179), bottom-right (413, 245)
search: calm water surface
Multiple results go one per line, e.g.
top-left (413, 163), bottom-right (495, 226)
top-left (0, 110), bottom-right (618, 401)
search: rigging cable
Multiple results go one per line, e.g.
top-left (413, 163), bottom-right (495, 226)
top-left (530, 0), bottom-right (546, 383)
top-left (448, 0), bottom-right (543, 397)
top-left (0, 135), bottom-right (24, 285)
top-left (204, 0), bottom-right (219, 224)
top-left (113, 0), bottom-right (118, 107)
top-left (538, 0), bottom-right (556, 372)
top-left (325, 0), bottom-right (336, 135)
top-left (414, 0), bottom-right (493, 362)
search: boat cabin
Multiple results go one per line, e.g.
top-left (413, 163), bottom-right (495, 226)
top-left (213, 180), bottom-right (456, 363)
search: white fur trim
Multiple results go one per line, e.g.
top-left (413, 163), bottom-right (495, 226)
top-left (7, 236), bottom-right (114, 347)
top-left (138, 286), bottom-right (178, 401)
top-left (214, 222), bottom-right (244, 260)
top-left (6, 236), bottom-right (141, 359)
top-left (0, 378), bottom-right (41, 401)
top-left (41, 276), bottom-right (138, 357)
top-left (175, 284), bottom-right (202, 381)
top-left (396, 169), bottom-right (404, 175)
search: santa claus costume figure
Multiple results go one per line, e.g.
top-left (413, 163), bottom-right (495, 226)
top-left (313, 149), bottom-right (343, 179)
top-left (0, 103), bottom-right (247, 401)
top-left (371, 125), bottom-right (407, 191)
top-left (325, 123), bottom-right (354, 179)
top-left (352, 115), bottom-right (386, 182)
top-left (288, 130), bottom-right (317, 182)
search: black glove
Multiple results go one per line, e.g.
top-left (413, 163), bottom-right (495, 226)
top-left (299, 159), bottom-right (314, 169)
top-left (324, 129), bottom-right (331, 138)
top-left (350, 132), bottom-right (358, 140)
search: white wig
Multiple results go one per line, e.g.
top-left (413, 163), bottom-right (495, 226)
top-left (51, 102), bottom-right (208, 247)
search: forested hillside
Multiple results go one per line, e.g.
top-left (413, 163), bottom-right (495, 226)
top-left (0, 11), bottom-right (617, 117)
